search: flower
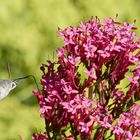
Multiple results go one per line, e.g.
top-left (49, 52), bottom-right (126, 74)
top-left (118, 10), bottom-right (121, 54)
top-left (32, 132), bottom-right (47, 140)
top-left (33, 17), bottom-right (140, 139)
top-left (111, 104), bottom-right (140, 139)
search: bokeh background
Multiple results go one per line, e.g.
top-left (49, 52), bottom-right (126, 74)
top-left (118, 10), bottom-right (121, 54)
top-left (0, 0), bottom-right (140, 139)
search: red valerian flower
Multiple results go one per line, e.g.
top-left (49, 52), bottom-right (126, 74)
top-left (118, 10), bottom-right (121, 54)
top-left (111, 104), bottom-right (140, 139)
top-left (33, 17), bottom-right (140, 139)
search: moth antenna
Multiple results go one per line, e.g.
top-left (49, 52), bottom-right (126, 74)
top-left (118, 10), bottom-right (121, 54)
top-left (13, 75), bottom-right (40, 92)
top-left (6, 62), bottom-right (11, 79)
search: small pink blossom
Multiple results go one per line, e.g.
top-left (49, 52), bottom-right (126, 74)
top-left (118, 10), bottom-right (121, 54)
top-left (85, 68), bottom-right (97, 79)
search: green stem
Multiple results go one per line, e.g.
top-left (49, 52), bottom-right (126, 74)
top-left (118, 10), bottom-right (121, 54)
top-left (45, 119), bottom-right (51, 139)
top-left (88, 86), bottom-right (93, 100)
top-left (70, 121), bottom-right (78, 140)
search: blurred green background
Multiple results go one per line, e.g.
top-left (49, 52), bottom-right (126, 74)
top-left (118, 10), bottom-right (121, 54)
top-left (0, 0), bottom-right (140, 139)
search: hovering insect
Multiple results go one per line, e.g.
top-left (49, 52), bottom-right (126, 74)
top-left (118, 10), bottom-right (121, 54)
top-left (0, 63), bottom-right (39, 100)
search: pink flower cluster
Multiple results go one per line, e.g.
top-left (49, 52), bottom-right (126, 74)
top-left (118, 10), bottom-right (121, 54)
top-left (33, 17), bottom-right (140, 140)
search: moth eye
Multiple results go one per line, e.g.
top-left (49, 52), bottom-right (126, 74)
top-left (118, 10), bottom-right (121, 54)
top-left (11, 82), bottom-right (16, 89)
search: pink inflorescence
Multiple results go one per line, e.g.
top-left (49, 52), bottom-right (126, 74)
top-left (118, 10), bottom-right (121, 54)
top-left (33, 17), bottom-right (140, 140)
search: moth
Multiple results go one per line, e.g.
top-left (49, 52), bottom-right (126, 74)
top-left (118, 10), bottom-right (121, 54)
top-left (0, 63), bottom-right (39, 100)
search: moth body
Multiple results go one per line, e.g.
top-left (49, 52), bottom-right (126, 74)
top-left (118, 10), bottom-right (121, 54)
top-left (0, 80), bottom-right (16, 100)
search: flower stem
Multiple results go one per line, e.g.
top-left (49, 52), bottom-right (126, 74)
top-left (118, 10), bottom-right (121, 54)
top-left (45, 119), bottom-right (51, 139)
top-left (88, 86), bottom-right (93, 100)
top-left (70, 121), bottom-right (78, 140)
